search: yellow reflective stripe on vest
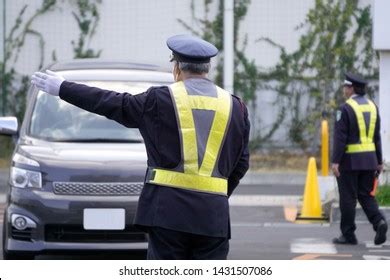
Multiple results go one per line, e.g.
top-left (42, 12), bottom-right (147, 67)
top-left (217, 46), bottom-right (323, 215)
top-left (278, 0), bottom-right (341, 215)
top-left (148, 81), bottom-right (232, 196)
top-left (151, 168), bottom-right (227, 196)
top-left (345, 98), bottom-right (377, 153)
top-left (345, 143), bottom-right (375, 153)
top-left (199, 87), bottom-right (231, 176)
top-left (170, 82), bottom-right (198, 174)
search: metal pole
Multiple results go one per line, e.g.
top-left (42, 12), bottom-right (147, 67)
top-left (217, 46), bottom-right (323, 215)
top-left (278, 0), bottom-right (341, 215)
top-left (321, 119), bottom-right (329, 176)
top-left (2, 0), bottom-right (6, 116)
top-left (223, 0), bottom-right (234, 94)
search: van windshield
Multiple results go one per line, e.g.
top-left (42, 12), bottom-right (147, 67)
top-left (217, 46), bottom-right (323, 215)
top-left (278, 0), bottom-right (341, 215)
top-left (29, 81), bottom-right (159, 142)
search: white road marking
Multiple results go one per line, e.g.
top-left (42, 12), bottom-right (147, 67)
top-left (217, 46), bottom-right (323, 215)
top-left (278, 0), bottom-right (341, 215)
top-left (365, 241), bottom-right (390, 248)
top-left (229, 195), bottom-right (301, 207)
top-left (290, 238), bottom-right (337, 254)
top-left (231, 222), bottom-right (330, 227)
top-left (232, 223), bottom-right (263, 227)
top-left (369, 249), bottom-right (390, 253)
top-left (363, 255), bottom-right (390, 260)
top-left (265, 222), bottom-right (330, 227)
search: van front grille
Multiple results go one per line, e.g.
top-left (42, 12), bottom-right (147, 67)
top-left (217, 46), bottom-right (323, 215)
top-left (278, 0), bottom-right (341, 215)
top-left (45, 225), bottom-right (147, 243)
top-left (53, 182), bottom-right (143, 196)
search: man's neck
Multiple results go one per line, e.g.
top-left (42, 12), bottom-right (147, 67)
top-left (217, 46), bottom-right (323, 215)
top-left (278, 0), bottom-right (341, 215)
top-left (181, 73), bottom-right (207, 80)
top-left (346, 93), bottom-right (358, 99)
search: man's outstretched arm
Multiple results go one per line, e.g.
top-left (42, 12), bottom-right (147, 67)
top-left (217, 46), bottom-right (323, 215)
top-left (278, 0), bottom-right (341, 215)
top-left (31, 70), bottom-right (149, 128)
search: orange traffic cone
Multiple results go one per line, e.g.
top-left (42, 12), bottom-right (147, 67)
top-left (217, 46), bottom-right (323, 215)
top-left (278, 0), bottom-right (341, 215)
top-left (297, 157), bottom-right (326, 220)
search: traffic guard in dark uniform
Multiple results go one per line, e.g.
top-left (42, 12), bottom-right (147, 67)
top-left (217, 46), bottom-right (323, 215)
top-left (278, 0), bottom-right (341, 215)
top-left (332, 72), bottom-right (387, 245)
top-left (31, 35), bottom-right (250, 259)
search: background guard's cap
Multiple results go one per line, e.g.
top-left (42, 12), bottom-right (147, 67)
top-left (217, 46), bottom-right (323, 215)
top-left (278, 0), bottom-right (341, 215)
top-left (344, 72), bottom-right (367, 87)
top-left (167, 34), bottom-right (218, 63)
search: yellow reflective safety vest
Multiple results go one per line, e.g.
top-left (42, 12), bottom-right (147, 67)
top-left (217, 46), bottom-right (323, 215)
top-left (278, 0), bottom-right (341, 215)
top-left (145, 81), bottom-right (232, 196)
top-left (345, 97), bottom-right (377, 154)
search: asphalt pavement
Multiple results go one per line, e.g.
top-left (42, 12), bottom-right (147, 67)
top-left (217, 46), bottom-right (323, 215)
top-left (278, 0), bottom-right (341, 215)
top-left (229, 206), bottom-right (390, 260)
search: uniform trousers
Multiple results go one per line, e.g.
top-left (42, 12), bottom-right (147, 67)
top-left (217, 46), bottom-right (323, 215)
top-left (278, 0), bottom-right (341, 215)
top-left (146, 227), bottom-right (229, 260)
top-left (337, 170), bottom-right (385, 238)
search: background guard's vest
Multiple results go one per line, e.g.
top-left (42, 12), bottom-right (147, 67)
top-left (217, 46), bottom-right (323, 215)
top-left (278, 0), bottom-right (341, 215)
top-left (345, 97), bottom-right (377, 154)
top-left (145, 81), bottom-right (232, 196)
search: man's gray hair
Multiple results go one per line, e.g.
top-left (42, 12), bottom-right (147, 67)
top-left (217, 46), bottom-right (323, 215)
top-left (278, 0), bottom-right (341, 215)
top-left (177, 61), bottom-right (210, 74)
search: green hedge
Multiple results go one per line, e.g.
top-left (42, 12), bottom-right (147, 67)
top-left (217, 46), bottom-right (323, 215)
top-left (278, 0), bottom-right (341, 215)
top-left (376, 185), bottom-right (390, 206)
top-left (0, 136), bottom-right (13, 168)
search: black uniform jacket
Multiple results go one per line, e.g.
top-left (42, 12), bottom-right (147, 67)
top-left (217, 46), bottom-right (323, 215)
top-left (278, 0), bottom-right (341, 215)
top-left (332, 95), bottom-right (382, 171)
top-left (59, 78), bottom-right (250, 238)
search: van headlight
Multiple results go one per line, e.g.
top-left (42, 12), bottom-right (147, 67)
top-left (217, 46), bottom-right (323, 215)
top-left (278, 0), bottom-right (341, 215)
top-left (10, 153), bottom-right (42, 189)
top-left (11, 167), bottom-right (42, 188)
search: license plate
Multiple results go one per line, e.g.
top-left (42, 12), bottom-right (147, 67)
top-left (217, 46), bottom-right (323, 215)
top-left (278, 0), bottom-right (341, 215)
top-left (83, 208), bottom-right (125, 230)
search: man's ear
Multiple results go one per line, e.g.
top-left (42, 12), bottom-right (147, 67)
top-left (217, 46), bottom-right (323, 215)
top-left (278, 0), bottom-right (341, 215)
top-left (174, 62), bottom-right (181, 82)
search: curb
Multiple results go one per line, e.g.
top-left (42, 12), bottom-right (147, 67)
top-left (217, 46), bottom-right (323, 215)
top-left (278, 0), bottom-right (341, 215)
top-left (229, 194), bottom-right (301, 207)
top-left (241, 171), bottom-right (306, 185)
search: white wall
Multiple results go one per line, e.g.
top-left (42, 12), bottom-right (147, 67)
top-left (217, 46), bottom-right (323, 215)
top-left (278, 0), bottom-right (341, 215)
top-left (241, 0), bottom-right (314, 68)
top-left (0, 0), bottom-right (3, 62)
top-left (6, 0), bottom-right (314, 74)
top-left (3, 0), bottom-right (317, 145)
top-left (373, 0), bottom-right (390, 167)
top-left (373, 0), bottom-right (390, 50)
top-left (3, 0), bottom-right (376, 146)
top-left (6, 0), bottom-right (219, 74)
top-left (373, 0), bottom-right (390, 168)
top-left (240, 0), bottom-right (316, 145)
top-left (379, 53), bottom-right (390, 166)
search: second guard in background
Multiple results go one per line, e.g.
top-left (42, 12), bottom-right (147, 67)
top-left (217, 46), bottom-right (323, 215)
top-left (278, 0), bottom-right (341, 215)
top-left (332, 72), bottom-right (387, 245)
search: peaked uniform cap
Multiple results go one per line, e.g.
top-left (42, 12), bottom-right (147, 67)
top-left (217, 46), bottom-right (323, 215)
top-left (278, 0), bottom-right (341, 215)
top-left (167, 34), bottom-right (218, 63)
top-left (344, 72), bottom-right (367, 87)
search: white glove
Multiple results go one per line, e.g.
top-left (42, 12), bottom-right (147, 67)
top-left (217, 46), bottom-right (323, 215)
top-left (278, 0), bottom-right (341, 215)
top-left (31, 70), bottom-right (65, 96)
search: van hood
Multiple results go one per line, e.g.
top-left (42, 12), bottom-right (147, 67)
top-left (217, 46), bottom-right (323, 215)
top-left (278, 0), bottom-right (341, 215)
top-left (16, 140), bottom-right (148, 183)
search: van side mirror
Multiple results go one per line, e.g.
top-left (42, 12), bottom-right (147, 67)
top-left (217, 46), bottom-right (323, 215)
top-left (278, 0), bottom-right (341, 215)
top-left (0, 117), bottom-right (19, 136)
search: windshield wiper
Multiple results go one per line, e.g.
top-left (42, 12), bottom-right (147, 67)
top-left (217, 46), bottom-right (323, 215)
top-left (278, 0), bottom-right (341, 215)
top-left (53, 138), bottom-right (143, 143)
